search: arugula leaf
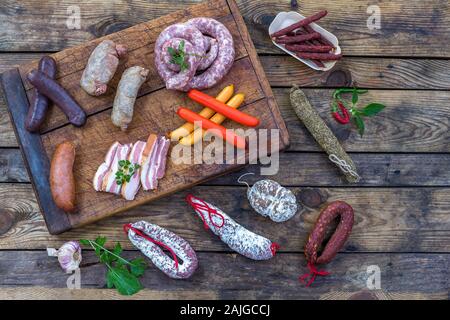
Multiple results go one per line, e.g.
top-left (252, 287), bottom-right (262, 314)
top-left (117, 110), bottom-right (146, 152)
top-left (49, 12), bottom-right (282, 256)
top-left (353, 114), bottom-right (365, 137)
top-left (352, 89), bottom-right (358, 104)
top-left (130, 258), bottom-right (147, 277)
top-left (80, 237), bottom-right (147, 296)
top-left (106, 266), bottom-right (143, 296)
top-left (361, 103), bottom-right (385, 116)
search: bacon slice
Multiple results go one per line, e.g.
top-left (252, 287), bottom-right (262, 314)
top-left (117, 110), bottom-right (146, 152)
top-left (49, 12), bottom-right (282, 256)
top-left (141, 135), bottom-right (170, 191)
top-left (93, 141), bottom-right (120, 191)
top-left (102, 143), bottom-right (132, 194)
top-left (121, 141), bottom-right (146, 200)
top-left (140, 135), bottom-right (159, 191)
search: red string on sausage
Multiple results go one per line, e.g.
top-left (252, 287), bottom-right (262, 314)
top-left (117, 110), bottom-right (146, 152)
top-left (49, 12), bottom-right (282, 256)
top-left (123, 223), bottom-right (179, 270)
top-left (270, 242), bottom-right (280, 256)
top-left (299, 262), bottom-right (330, 287)
top-left (186, 194), bottom-right (225, 230)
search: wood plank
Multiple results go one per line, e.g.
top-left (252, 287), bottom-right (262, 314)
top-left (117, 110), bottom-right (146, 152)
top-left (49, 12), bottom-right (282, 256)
top-left (0, 184), bottom-right (449, 252)
top-left (1, 1), bottom-right (449, 57)
top-left (275, 88), bottom-right (450, 153)
top-left (2, 88), bottom-right (449, 152)
top-left (262, 56), bottom-right (450, 89)
top-left (0, 251), bottom-right (448, 299)
top-left (3, 54), bottom-right (450, 90)
top-left (3, 150), bottom-right (450, 186)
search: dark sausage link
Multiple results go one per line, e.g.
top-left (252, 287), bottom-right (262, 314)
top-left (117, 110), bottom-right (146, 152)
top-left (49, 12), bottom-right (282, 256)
top-left (305, 201), bottom-right (354, 265)
top-left (25, 56), bottom-right (57, 132)
top-left (27, 70), bottom-right (87, 127)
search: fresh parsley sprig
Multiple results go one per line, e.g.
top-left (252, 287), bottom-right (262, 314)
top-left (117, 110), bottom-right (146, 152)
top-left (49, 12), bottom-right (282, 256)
top-left (115, 160), bottom-right (140, 185)
top-left (79, 237), bottom-right (147, 296)
top-left (331, 88), bottom-right (386, 137)
top-left (167, 40), bottom-right (189, 71)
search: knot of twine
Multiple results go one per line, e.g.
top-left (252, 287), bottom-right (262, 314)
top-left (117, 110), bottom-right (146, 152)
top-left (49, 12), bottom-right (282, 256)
top-left (299, 262), bottom-right (330, 287)
top-left (123, 223), bottom-right (179, 270)
top-left (329, 154), bottom-right (361, 181)
top-left (186, 194), bottom-right (225, 230)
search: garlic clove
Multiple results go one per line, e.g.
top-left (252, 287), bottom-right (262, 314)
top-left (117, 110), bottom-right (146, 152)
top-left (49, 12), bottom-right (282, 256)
top-left (47, 240), bottom-right (82, 273)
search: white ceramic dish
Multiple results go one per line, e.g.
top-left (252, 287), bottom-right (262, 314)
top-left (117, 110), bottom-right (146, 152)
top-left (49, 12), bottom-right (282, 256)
top-left (269, 11), bottom-right (341, 71)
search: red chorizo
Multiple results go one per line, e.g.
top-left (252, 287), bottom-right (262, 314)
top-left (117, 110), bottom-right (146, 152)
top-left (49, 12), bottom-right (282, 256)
top-left (305, 201), bottom-right (354, 265)
top-left (50, 142), bottom-right (77, 212)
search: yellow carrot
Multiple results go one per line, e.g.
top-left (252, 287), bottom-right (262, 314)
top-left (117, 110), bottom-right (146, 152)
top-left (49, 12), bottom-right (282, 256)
top-left (169, 84), bottom-right (234, 140)
top-left (179, 93), bottom-right (245, 146)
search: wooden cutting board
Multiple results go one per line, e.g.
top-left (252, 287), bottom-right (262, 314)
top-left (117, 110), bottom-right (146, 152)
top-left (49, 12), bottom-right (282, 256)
top-left (0, 0), bottom-right (289, 234)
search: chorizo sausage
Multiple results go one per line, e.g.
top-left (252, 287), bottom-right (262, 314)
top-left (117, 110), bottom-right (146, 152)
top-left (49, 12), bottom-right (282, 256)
top-left (125, 221), bottom-right (198, 279)
top-left (305, 201), bottom-right (354, 265)
top-left (27, 70), bottom-right (87, 127)
top-left (111, 66), bottom-right (149, 131)
top-left (186, 194), bottom-right (279, 260)
top-left (50, 141), bottom-right (77, 212)
top-left (80, 40), bottom-right (127, 96)
top-left (25, 56), bottom-right (57, 132)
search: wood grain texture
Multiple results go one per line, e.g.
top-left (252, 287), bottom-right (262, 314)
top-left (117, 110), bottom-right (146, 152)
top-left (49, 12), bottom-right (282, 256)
top-left (2, 149), bottom-right (450, 186)
top-left (262, 56), bottom-right (450, 89)
top-left (0, 251), bottom-right (448, 299)
top-left (0, 184), bottom-right (449, 252)
top-left (1, 0), bottom-right (449, 57)
top-left (2, 88), bottom-right (449, 152)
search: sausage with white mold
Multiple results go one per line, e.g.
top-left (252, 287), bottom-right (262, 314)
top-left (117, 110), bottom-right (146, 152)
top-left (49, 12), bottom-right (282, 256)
top-left (111, 66), bottom-right (149, 131)
top-left (125, 220), bottom-right (198, 279)
top-left (186, 194), bottom-right (280, 260)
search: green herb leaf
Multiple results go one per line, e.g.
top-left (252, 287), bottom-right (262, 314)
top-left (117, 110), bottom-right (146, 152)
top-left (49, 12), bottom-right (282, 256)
top-left (361, 103), bottom-right (385, 117)
top-left (106, 267), bottom-right (143, 296)
top-left (130, 258), bottom-right (147, 277)
top-left (353, 114), bottom-right (365, 137)
top-left (352, 89), bottom-right (358, 104)
top-left (113, 242), bottom-right (122, 256)
top-left (118, 160), bottom-right (126, 167)
top-left (167, 46), bottom-right (176, 56)
top-left (79, 239), bottom-right (90, 246)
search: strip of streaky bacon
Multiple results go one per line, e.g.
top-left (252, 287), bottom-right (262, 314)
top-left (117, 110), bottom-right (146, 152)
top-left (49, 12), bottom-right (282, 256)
top-left (140, 134), bottom-right (158, 191)
top-left (102, 143), bottom-right (132, 194)
top-left (141, 135), bottom-right (170, 191)
top-left (93, 141), bottom-right (120, 191)
top-left (121, 141), bottom-right (146, 201)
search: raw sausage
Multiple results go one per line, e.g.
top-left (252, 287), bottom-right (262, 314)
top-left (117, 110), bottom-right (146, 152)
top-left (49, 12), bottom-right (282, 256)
top-left (80, 40), bottom-right (127, 96)
top-left (27, 70), bottom-right (87, 127)
top-left (305, 201), bottom-right (354, 265)
top-left (111, 66), bottom-right (149, 131)
top-left (186, 194), bottom-right (279, 260)
top-left (50, 141), bottom-right (77, 212)
top-left (125, 221), bottom-right (198, 279)
top-left (25, 56), bottom-right (57, 132)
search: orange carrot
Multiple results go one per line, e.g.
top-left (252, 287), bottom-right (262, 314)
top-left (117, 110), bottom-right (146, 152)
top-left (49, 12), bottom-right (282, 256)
top-left (187, 89), bottom-right (259, 127)
top-left (176, 107), bottom-right (246, 149)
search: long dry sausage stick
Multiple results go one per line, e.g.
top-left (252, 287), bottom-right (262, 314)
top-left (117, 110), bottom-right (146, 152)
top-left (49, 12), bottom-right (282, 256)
top-left (27, 70), bottom-right (87, 127)
top-left (289, 86), bottom-right (360, 183)
top-left (270, 10), bottom-right (328, 37)
top-left (295, 52), bottom-right (342, 61)
top-left (274, 32), bottom-right (321, 44)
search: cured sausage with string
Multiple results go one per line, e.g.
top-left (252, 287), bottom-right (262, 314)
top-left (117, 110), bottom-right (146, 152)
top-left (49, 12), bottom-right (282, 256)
top-left (124, 221), bottom-right (198, 279)
top-left (186, 194), bottom-right (279, 260)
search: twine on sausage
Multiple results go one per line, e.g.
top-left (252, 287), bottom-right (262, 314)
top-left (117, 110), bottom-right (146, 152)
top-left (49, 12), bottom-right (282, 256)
top-left (270, 242), bottom-right (280, 256)
top-left (123, 223), bottom-right (179, 270)
top-left (299, 262), bottom-right (330, 287)
top-left (329, 154), bottom-right (361, 182)
top-left (186, 194), bottom-right (225, 230)
top-left (237, 172), bottom-right (255, 189)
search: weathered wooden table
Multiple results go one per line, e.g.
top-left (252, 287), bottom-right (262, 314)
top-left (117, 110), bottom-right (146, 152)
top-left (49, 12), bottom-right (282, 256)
top-left (0, 0), bottom-right (448, 300)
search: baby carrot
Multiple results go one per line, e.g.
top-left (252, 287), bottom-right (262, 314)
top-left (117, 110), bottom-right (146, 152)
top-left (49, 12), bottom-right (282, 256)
top-left (176, 107), bottom-right (246, 149)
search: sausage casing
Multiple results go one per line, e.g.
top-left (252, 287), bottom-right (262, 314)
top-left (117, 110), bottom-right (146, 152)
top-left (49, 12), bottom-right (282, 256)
top-left (27, 70), bottom-right (87, 127)
top-left (50, 141), bottom-right (77, 212)
top-left (25, 56), bottom-right (57, 132)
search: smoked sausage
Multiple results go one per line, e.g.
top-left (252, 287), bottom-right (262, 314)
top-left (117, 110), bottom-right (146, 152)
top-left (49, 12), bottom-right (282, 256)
top-left (50, 142), bottom-right (77, 212)
top-left (27, 70), bottom-right (87, 127)
top-left (25, 56), bottom-right (57, 132)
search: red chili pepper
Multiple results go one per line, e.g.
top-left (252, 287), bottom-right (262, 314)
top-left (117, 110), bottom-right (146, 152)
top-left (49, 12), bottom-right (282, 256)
top-left (332, 102), bottom-right (350, 124)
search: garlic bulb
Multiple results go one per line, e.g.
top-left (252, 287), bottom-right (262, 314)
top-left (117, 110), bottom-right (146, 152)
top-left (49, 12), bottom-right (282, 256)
top-left (47, 241), bottom-right (82, 273)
